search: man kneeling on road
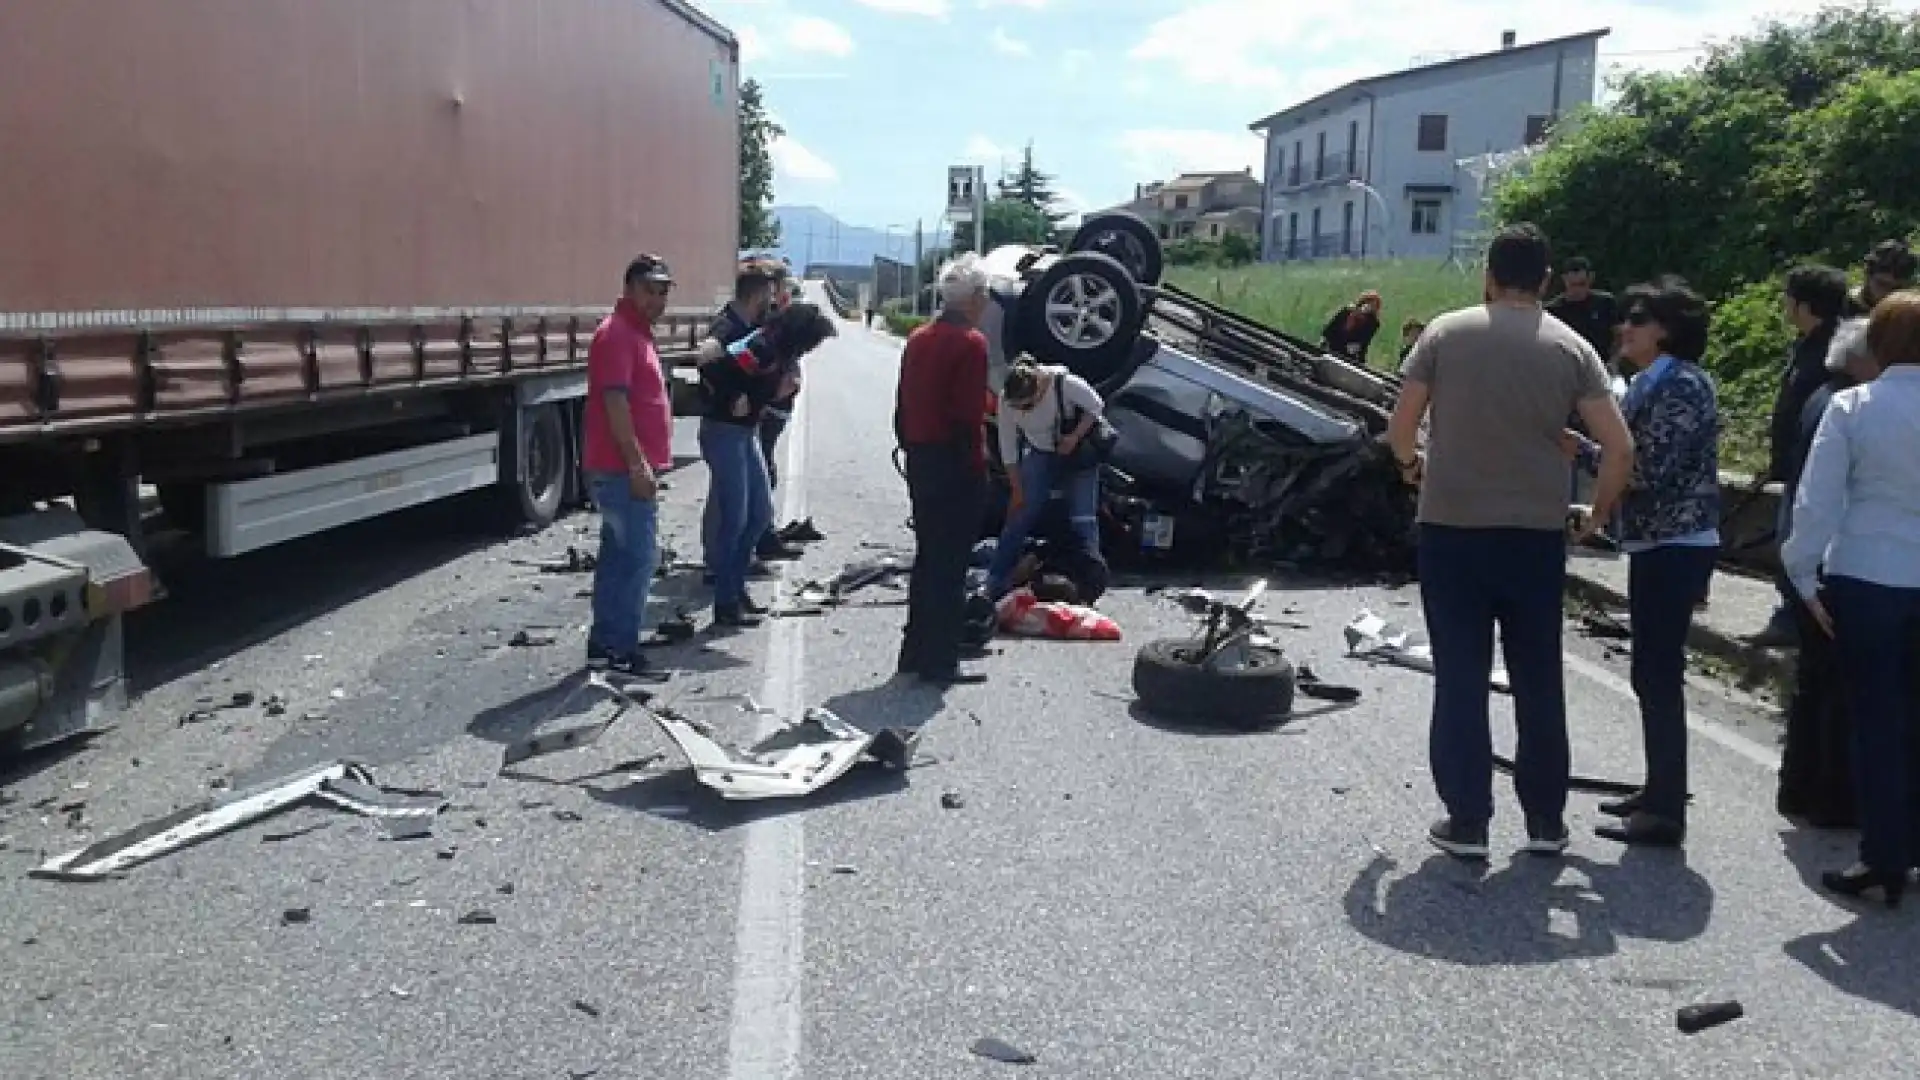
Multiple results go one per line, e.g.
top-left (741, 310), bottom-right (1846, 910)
top-left (1387, 224), bottom-right (1633, 860)
top-left (584, 255), bottom-right (677, 678)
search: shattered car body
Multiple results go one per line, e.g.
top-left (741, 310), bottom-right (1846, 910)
top-left (967, 213), bottom-right (1418, 574)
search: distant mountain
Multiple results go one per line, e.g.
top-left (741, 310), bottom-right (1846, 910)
top-left (763, 206), bottom-right (952, 273)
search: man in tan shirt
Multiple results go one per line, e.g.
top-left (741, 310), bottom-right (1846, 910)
top-left (1386, 223), bottom-right (1634, 861)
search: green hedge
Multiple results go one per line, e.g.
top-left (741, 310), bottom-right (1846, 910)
top-left (884, 312), bottom-right (929, 337)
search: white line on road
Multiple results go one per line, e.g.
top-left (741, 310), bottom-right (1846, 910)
top-left (726, 390), bottom-right (811, 1080)
top-left (1562, 651), bottom-right (1781, 771)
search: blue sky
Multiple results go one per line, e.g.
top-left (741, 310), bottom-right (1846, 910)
top-left (699, 0), bottom-right (1910, 231)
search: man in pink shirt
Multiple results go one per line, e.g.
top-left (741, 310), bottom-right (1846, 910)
top-left (582, 254), bottom-right (677, 676)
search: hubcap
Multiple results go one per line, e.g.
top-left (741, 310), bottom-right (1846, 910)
top-left (1043, 272), bottom-right (1123, 350)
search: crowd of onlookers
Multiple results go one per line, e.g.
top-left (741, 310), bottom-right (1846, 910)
top-left (1386, 225), bottom-right (1920, 909)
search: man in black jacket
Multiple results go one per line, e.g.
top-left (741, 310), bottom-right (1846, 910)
top-left (1748, 264), bottom-right (1849, 648)
top-left (701, 263), bottom-right (802, 581)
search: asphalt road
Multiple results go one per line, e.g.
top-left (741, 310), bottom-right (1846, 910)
top-left (3, 303), bottom-right (1918, 1080)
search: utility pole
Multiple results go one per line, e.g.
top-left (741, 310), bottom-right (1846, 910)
top-left (912, 218), bottom-right (924, 316)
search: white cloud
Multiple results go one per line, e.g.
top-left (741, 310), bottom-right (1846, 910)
top-left (786, 15), bottom-right (855, 56)
top-left (962, 134), bottom-right (1007, 164)
top-left (771, 135), bottom-right (839, 183)
top-left (978, 0), bottom-right (1049, 7)
top-left (1115, 129), bottom-right (1265, 182)
top-left (851, 0), bottom-right (951, 16)
top-left (1126, 0), bottom-right (1899, 115)
top-left (990, 27), bottom-right (1031, 57)
top-left (738, 25), bottom-right (771, 64)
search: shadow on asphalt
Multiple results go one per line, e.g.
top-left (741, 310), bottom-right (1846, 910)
top-left (1343, 848), bottom-right (1714, 965)
top-left (1127, 699), bottom-right (1355, 738)
top-left (1778, 826), bottom-right (1920, 1020)
top-left (125, 495), bottom-right (509, 696)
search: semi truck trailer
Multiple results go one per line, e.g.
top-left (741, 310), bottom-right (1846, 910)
top-left (0, 0), bottom-right (742, 752)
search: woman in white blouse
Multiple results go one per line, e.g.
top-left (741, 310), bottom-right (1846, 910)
top-left (1781, 290), bottom-right (1920, 907)
top-left (984, 357), bottom-right (1106, 598)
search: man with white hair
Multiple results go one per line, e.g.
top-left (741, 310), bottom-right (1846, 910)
top-left (892, 253), bottom-right (994, 686)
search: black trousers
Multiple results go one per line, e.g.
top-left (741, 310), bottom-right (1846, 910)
top-left (900, 441), bottom-right (985, 675)
top-left (1626, 544), bottom-right (1718, 823)
top-left (759, 413), bottom-right (788, 489)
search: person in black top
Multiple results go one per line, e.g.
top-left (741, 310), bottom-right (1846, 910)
top-left (697, 300), bottom-right (836, 627)
top-left (1845, 239), bottom-right (1917, 316)
top-left (1545, 257), bottom-right (1622, 364)
top-left (700, 264), bottom-right (802, 580)
top-left (1747, 264), bottom-right (1850, 649)
top-left (1320, 290), bottom-right (1382, 362)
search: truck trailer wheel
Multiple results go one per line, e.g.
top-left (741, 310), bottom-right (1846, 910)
top-left (1015, 251), bottom-right (1145, 386)
top-left (505, 403), bottom-right (568, 528)
top-left (1131, 638), bottom-right (1296, 728)
top-left (1068, 211), bottom-right (1165, 286)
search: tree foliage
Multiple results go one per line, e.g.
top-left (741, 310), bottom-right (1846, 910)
top-left (738, 78), bottom-right (783, 249)
top-left (946, 197), bottom-right (1055, 256)
top-left (996, 141), bottom-right (1069, 228)
top-left (1493, 4), bottom-right (1920, 305)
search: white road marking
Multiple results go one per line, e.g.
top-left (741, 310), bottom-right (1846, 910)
top-left (726, 387), bottom-right (811, 1080)
top-left (1562, 650), bottom-right (1782, 771)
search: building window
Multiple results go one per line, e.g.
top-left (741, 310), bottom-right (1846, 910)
top-left (1287, 212), bottom-right (1299, 256)
top-left (1315, 131), bottom-right (1327, 179)
top-left (1524, 114), bottom-right (1551, 145)
top-left (1411, 198), bottom-right (1442, 235)
top-left (1417, 114), bottom-right (1448, 152)
top-left (1346, 120), bottom-right (1359, 174)
top-left (1174, 194), bottom-right (1189, 210)
top-left (1342, 201), bottom-right (1354, 255)
top-left (1158, 223), bottom-right (1170, 240)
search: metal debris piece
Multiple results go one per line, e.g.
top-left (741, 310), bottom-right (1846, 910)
top-left (1343, 609), bottom-right (1510, 694)
top-left (263, 694), bottom-right (288, 717)
top-left (281, 907), bottom-right (312, 925)
top-left (970, 1037), bottom-right (1037, 1065)
top-left (315, 776), bottom-right (446, 841)
top-left (581, 675), bottom-right (919, 801)
top-left (552, 809), bottom-right (583, 823)
top-left (830, 864), bottom-right (858, 875)
top-left (1296, 666), bottom-right (1362, 704)
top-left (261, 821), bottom-right (333, 843)
top-left (940, 792), bottom-right (966, 810)
top-left (33, 761), bottom-right (356, 881)
top-left (508, 628), bottom-right (559, 648)
top-left (1676, 1000), bottom-right (1743, 1034)
top-left (457, 909), bottom-right (498, 926)
top-left (572, 1000), bottom-right (601, 1019)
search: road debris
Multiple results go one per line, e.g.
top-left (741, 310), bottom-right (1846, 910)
top-left (457, 909), bottom-right (498, 925)
top-left (1296, 666), bottom-right (1362, 704)
top-left (1344, 609), bottom-right (1511, 693)
top-left (32, 761), bottom-right (448, 881)
top-left (515, 546), bottom-right (597, 573)
top-left (261, 820), bottom-right (333, 843)
top-left (281, 907), bottom-right (312, 925)
top-left (571, 999), bottom-right (602, 1019)
top-left (508, 627), bottom-right (560, 648)
top-left (940, 792), bottom-right (966, 810)
top-left (1676, 1000), bottom-right (1744, 1034)
top-left (830, 864), bottom-right (858, 875)
top-left (970, 1037), bottom-right (1037, 1065)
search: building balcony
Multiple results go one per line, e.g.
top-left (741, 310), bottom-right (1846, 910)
top-left (1278, 152), bottom-right (1365, 192)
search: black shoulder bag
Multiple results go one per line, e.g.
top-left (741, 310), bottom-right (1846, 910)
top-left (1053, 373), bottom-right (1118, 473)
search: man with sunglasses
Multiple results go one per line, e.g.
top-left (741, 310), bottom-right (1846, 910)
top-left (583, 254), bottom-right (677, 678)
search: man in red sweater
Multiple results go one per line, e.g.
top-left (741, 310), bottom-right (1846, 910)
top-left (894, 254), bottom-right (993, 685)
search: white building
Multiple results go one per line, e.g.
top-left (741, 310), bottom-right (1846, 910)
top-left (1249, 29), bottom-right (1607, 263)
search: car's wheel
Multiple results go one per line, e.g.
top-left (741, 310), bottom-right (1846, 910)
top-left (1014, 251), bottom-right (1145, 385)
top-left (1131, 637), bottom-right (1296, 727)
top-left (1069, 211), bottom-right (1165, 286)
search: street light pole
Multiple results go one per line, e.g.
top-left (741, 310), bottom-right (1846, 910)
top-left (1347, 179), bottom-right (1392, 259)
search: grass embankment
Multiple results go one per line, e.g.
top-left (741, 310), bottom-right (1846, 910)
top-left (1167, 261), bottom-right (1771, 474)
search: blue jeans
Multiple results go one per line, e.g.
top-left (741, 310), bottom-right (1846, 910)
top-left (701, 415), bottom-right (785, 564)
top-left (1418, 524), bottom-right (1570, 827)
top-left (700, 419), bottom-right (774, 609)
top-left (1826, 575), bottom-right (1920, 873)
top-left (985, 451), bottom-right (1100, 597)
top-left (587, 473), bottom-right (661, 657)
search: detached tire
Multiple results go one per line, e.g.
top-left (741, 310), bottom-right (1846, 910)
top-left (1069, 211), bottom-right (1165, 286)
top-left (506, 402), bottom-right (568, 528)
top-left (1131, 638), bottom-right (1296, 727)
top-left (1015, 251), bottom-right (1145, 385)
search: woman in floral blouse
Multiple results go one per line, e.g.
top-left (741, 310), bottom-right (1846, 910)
top-left (1565, 276), bottom-right (1722, 847)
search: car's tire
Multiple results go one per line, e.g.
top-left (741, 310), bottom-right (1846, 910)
top-left (504, 402), bottom-right (568, 529)
top-left (1131, 637), bottom-right (1296, 727)
top-left (1014, 251), bottom-right (1145, 385)
top-left (1069, 211), bottom-right (1165, 286)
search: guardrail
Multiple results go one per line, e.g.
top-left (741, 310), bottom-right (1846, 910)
top-left (819, 278), bottom-right (858, 321)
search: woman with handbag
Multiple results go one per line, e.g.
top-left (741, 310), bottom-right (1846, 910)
top-left (984, 356), bottom-right (1113, 599)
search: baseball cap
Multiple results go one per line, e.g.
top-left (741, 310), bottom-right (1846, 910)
top-left (625, 254), bottom-right (674, 287)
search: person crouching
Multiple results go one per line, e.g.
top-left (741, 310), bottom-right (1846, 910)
top-left (985, 357), bottom-right (1108, 600)
top-left (697, 300), bottom-right (836, 628)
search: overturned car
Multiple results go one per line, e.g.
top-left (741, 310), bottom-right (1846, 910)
top-left (968, 213), bottom-right (1417, 577)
